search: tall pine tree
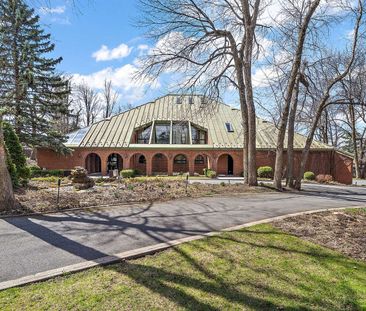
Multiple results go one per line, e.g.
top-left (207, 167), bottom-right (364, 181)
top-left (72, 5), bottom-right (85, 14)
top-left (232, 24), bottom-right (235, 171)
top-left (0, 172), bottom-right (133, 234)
top-left (0, 0), bottom-right (70, 152)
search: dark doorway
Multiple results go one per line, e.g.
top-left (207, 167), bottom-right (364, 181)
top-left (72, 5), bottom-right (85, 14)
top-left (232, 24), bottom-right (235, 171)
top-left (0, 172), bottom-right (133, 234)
top-left (85, 153), bottom-right (101, 174)
top-left (107, 153), bottom-right (123, 173)
top-left (227, 155), bottom-right (234, 175)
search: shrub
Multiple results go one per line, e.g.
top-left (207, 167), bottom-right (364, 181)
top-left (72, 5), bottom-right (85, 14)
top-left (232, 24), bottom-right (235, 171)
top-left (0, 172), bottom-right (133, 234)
top-left (120, 169), bottom-right (135, 178)
top-left (29, 165), bottom-right (41, 172)
top-left (316, 174), bottom-right (333, 183)
top-left (257, 166), bottom-right (273, 179)
top-left (304, 171), bottom-right (315, 181)
top-left (30, 169), bottom-right (64, 178)
top-left (206, 169), bottom-right (217, 178)
top-left (3, 122), bottom-right (30, 182)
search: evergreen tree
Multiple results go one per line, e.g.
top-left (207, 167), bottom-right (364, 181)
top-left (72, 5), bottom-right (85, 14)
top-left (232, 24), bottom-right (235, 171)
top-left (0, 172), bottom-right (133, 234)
top-left (3, 121), bottom-right (29, 183)
top-left (5, 141), bottom-right (19, 187)
top-left (0, 0), bottom-right (70, 151)
top-left (0, 112), bottom-right (16, 209)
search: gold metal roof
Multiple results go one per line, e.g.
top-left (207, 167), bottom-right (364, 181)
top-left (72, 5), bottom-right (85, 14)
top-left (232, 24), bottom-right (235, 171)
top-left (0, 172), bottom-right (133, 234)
top-left (67, 94), bottom-right (334, 151)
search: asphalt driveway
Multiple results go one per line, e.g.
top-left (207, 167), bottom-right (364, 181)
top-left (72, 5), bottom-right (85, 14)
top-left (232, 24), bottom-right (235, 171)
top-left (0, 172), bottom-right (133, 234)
top-left (0, 184), bottom-right (365, 284)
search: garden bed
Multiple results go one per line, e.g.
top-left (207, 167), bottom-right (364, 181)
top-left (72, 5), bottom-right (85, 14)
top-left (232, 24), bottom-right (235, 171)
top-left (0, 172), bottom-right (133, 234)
top-left (5, 178), bottom-right (272, 216)
top-left (273, 208), bottom-right (366, 261)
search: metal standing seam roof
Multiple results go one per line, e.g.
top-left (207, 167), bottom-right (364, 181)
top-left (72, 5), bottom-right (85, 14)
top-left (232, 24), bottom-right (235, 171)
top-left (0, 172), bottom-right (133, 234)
top-left (66, 94), bottom-right (335, 151)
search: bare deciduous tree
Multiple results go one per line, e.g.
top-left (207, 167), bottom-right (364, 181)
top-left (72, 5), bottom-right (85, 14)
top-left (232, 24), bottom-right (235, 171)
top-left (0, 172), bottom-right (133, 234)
top-left (75, 82), bottom-right (101, 127)
top-left (272, 0), bottom-right (321, 189)
top-left (294, 0), bottom-right (364, 189)
top-left (102, 79), bottom-right (119, 119)
top-left (137, 0), bottom-right (265, 185)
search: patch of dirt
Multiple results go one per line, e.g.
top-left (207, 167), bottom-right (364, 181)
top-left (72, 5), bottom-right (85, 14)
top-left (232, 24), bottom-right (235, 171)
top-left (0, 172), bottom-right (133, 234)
top-left (5, 179), bottom-right (272, 216)
top-left (273, 209), bottom-right (366, 261)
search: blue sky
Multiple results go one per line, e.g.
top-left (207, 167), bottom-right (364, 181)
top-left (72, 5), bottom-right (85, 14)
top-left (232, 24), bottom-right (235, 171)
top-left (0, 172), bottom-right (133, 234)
top-left (35, 0), bottom-right (355, 110)
top-left (37, 0), bottom-right (171, 107)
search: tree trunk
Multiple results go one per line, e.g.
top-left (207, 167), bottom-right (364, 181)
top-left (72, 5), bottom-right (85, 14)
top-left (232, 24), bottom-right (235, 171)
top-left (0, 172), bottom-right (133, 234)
top-left (286, 73), bottom-right (301, 188)
top-left (350, 105), bottom-right (361, 178)
top-left (241, 101), bottom-right (249, 184)
top-left (273, 0), bottom-right (320, 190)
top-left (0, 116), bottom-right (16, 211)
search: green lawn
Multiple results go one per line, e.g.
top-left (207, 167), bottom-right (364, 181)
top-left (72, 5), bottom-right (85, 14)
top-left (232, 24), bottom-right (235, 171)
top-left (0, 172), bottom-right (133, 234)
top-left (1, 224), bottom-right (365, 310)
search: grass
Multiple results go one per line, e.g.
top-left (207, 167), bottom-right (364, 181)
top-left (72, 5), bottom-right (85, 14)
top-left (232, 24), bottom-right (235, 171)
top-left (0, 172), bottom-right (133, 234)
top-left (1, 224), bottom-right (365, 311)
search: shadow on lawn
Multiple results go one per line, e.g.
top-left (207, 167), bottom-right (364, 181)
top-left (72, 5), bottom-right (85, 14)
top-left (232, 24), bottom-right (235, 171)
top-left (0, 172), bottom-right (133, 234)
top-left (6, 213), bottom-right (364, 310)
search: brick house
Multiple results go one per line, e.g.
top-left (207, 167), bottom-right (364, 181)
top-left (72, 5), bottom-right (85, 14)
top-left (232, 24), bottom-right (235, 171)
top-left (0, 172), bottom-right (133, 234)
top-left (37, 94), bottom-right (353, 184)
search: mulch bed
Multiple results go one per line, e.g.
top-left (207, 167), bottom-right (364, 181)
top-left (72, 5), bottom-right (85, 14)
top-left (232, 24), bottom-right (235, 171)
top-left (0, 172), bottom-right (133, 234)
top-left (273, 209), bottom-right (366, 261)
top-left (4, 179), bottom-right (271, 216)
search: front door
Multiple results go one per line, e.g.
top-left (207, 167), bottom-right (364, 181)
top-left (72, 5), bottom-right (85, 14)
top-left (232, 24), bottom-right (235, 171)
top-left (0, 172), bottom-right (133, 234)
top-left (228, 155), bottom-right (234, 175)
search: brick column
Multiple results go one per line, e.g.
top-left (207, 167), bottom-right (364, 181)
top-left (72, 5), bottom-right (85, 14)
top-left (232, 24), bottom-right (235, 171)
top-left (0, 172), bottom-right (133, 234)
top-left (100, 155), bottom-right (108, 176)
top-left (146, 156), bottom-right (152, 176)
top-left (123, 155), bottom-right (130, 169)
top-left (168, 158), bottom-right (173, 176)
top-left (188, 157), bottom-right (194, 176)
top-left (211, 157), bottom-right (218, 173)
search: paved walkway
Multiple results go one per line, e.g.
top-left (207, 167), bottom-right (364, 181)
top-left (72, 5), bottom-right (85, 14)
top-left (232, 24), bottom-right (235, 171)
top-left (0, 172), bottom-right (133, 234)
top-left (1, 184), bottom-right (365, 284)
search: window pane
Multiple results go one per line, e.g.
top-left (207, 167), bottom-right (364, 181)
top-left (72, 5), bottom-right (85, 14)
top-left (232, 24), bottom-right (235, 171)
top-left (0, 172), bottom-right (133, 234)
top-left (174, 155), bottom-right (187, 164)
top-left (191, 126), bottom-right (206, 144)
top-left (172, 122), bottom-right (189, 144)
top-left (225, 122), bottom-right (234, 132)
top-left (153, 123), bottom-right (170, 144)
top-left (67, 127), bottom-right (90, 145)
top-left (137, 125), bottom-right (151, 144)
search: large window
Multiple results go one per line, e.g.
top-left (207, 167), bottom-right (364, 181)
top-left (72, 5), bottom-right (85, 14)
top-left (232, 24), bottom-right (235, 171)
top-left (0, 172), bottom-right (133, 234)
top-left (191, 126), bottom-right (206, 144)
top-left (172, 122), bottom-right (189, 144)
top-left (135, 121), bottom-right (207, 145)
top-left (153, 123), bottom-right (170, 144)
top-left (137, 125), bottom-right (152, 144)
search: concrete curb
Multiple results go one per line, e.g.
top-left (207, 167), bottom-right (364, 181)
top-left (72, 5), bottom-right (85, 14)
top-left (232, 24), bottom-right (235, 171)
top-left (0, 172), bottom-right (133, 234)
top-left (0, 205), bottom-right (364, 291)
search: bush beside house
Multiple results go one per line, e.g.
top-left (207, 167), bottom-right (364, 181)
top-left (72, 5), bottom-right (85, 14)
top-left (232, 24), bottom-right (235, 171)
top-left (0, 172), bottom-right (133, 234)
top-left (304, 171), bottom-right (315, 181)
top-left (257, 166), bottom-right (273, 179)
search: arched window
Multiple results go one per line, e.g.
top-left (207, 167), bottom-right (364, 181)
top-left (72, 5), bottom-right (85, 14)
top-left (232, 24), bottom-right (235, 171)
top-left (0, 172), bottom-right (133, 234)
top-left (174, 154), bottom-right (187, 164)
top-left (195, 155), bottom-right (205, 164)
top-left (138, 155), bottom-right (146, 164)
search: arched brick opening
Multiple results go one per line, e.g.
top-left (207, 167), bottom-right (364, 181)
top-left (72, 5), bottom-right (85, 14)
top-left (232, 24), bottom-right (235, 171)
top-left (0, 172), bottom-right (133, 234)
top-left (152, 153), bottom-right (168, 175)
top-left (194, 154), bottom-right (208, 175)
top-left (130, 153), bottom-right (147, 175)
top-left (85, 153), bottom-right (101, 174)
top-left (173, 154), bottom-right (189, 174)
top-left (217, 154), bottom-right (234, 175)
top-left (106, 153), bottom-right (123, 174)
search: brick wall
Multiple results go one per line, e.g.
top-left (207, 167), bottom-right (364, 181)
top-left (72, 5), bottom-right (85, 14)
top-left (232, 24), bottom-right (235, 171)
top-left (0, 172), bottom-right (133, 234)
top-left (37, 147), bottom-right (353, 184)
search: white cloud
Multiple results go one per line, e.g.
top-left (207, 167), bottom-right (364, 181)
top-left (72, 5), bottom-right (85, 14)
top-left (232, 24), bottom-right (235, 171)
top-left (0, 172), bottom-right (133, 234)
top-left (252, 66), bottom-right (278, 87)
top-left (72, 64), bottom-right (160, 104)
top-left (138, 44), bottom-right (149, 51)
top-left (92, 44), bottom-right (132, 62)
top-left (39, 6), bottom-right (66, 15)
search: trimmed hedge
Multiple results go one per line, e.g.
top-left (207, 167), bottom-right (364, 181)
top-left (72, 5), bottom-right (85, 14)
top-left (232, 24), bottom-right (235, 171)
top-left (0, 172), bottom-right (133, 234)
top-left (304, 171), bottom-right (315, 181)
top-left (30, 168), bottom-right (65, 178)
top-left (120, 169), bottom-right (136, 178)
top-left (257, 166), bottom-right (273, 179)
